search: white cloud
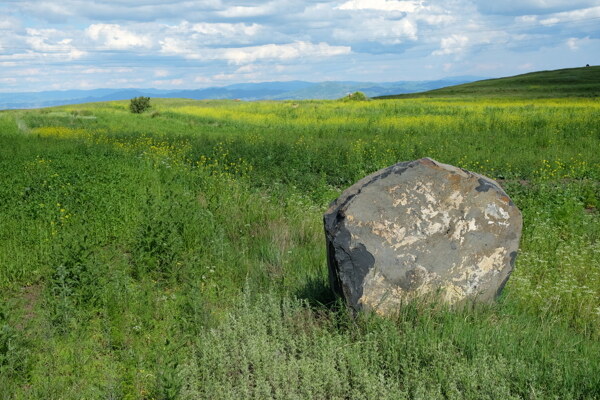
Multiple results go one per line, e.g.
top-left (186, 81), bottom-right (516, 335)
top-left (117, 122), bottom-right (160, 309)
top-left (159, 37), bottom-right (190, 55)
top-left (541, 5), bottom-right (600, 24)
top-left (416, 13), bottom-right (455, 25)
top-left (151, 78), bottom-right (184, 86)
top-left (567, 37), bottom-right (579, 49)
top-left (234, 64), bottom-right (259, 73)
top-left (336, 0), bottom-right (422, 12)
top-left (12, 68), bottom-right (43, 76)
top-left (540, 17), bottom-right (561, 25)
top-left (0, 16), bottom-right (21, 30)
top-left (25, 28), bottom-right (60, 51)
top-left (219, 41), bottom-right (352, 64)
top-left (85, 24), bottom-right (151, 49)
top-left (216, 3), bottom-right (278, 18)
top-left (154, 69), bottom-right (170, 77)
top-left (2, 0), bottom-right (600, 91)
top-left (566, 36), bottom-right (591, 50)
top-left (211, 63), bottom-right (288, 83)
top-left (60, 80), bottom-right (96, 89)
top-left (333, 17), bottom-right (418, 43)
top-left (432, 34), bottom-right (470, 56)
top-left (211, 72), bottom-right (238, 81)
top-left (80, 67), bottom-right (134, 74)
top-left (24, 28), bottom-right (86, 60)
top-left (190, 22), bottom-right (262, 37)
top-left (168, 21), bottom-right (264, 45)
top-left (158, 21), bottom-right (265, 55)
top-left (474, 0), bottom-right (600, 15)
top-left (194, 76), bottom-right (211, 83)
top-left (161, 39), bottom-right (351, 64)
top-left (515, 15), bottom-right (538, 23)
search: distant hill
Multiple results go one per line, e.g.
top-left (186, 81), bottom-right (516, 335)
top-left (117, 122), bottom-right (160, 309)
top-left (375, 66), bottom-right (600, 99)
top-left (0, 77), bottom-right (483, 110)
top-left (268, 77), bottom-right (484, 100)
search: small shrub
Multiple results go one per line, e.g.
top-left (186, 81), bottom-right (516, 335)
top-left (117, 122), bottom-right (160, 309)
top-left (339, 91), bottom-right (368, 102)
top-left (130, 97), bottom-right (151, 114)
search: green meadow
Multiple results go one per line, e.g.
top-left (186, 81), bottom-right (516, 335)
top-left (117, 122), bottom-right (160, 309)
top-left (0, 95), bottom-right (599, 399)
top-left (378, 66), bottom-right (600, 99)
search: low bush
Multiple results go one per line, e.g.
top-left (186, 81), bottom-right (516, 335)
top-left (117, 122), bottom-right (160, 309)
top-left (129, 96), bottom-right (151, 114)
top-left (340, 91), bottom-right (368, 101)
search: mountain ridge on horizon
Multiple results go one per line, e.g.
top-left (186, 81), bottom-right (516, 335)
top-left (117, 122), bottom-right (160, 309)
top-left (0, 76), bottom-right (485, 110)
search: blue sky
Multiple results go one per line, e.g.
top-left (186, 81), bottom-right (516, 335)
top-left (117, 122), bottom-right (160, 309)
top-left (1, 0), bottom-right (599, 92)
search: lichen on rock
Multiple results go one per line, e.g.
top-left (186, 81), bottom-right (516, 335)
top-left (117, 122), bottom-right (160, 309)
top-left (324, 158), bottom-right (522, 315)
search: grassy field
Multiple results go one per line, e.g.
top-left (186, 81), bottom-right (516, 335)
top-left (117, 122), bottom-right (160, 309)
top-left (0, 94), bottom-right (599, 399)
top-left (377, 66), bottom-right (600, 99)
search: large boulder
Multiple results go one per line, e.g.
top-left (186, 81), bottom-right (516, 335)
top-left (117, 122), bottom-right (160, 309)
top-left (324, 158), bottom-right (522, 315)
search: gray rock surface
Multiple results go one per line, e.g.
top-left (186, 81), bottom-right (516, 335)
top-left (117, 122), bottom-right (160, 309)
top-left (324, 158), bottom-right (522, 315)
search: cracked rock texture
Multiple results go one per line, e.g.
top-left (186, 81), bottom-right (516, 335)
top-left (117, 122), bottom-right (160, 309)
top-left (324, 158), bottom-right (522, 315)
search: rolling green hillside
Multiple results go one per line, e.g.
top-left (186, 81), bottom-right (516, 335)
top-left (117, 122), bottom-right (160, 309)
top-left (1, 97), bottom-right (599, 398)
top-left (376, 66), bottom-right (600, 99)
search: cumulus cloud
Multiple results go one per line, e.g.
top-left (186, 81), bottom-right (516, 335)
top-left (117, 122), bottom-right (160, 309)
top-left (159, 28), bottom-right (352, 65)
top-left (333, 16), bottom-right (418, 44)
top-left (540, 17), bottom-right (561, 25)
top-left (151, 78), bottom-right (184, 86)
top-left (432, 34), bottom-right (469, 56)
top-left (211, 63), bottom-right (288, 82)
top-left (566, 36), bottom-right (591, 50)
top-left (220, 41), bottom-right (352, 64)
top-left (85, 24), bottom-right (152, 49)
top-left (154, 69), bottom-right (170, 77)
top-left (336, 0), bottom-right (422, 12)
top-left (567, 37), bottom-right (579, 49)
top-left (159, 37), bottom-right (191, 55)
top-left (11, 0), bottom-right (222, 23)
top-left (194, 76), bottom-right (212, 83)
top-left (473, 0), bottom-right (600, 16)
top-left (216, 3), bottom-right (279, 18)
top-left (0, 16), bottom-right (21, 30)
top-left (23, 28), bottom-right (86, 60)
top-left (415, 13), bottom-right (455, 26)
top-left (80, 67), bottom-right (134, 74)
top-left (162, 21), bottom-right (265, 47)
top-left (515, 15), bottom-right (538, 23)
top-left (2, 0), bottom-right (600, 91)
top-left (189, 22), bottom-right (262, 36)
top-left (539, 5), bottom-right (600, 23)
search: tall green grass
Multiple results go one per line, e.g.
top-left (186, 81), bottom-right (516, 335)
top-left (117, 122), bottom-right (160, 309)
top-left (0, 97), bottom-right (598, 399)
